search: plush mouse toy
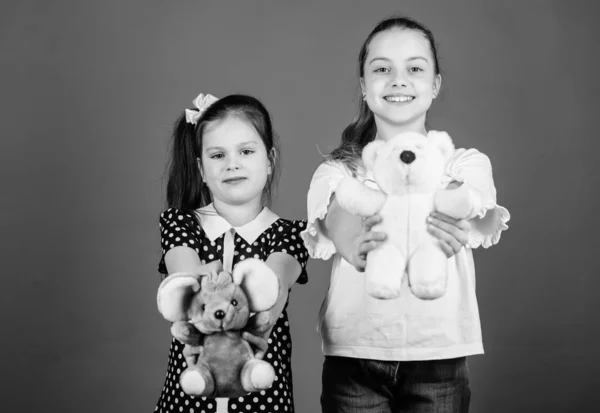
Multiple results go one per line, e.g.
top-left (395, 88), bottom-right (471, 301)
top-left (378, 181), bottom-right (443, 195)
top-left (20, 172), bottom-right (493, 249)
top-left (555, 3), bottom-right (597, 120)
top-left (335, 131), bottom-right (484, 300)
top-left (157, 259), bottom-right (279, 397)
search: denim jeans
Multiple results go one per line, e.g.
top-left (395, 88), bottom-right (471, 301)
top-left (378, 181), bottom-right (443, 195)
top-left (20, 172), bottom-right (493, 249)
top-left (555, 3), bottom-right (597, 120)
top-left (321, 356), bottom-right (470, 413)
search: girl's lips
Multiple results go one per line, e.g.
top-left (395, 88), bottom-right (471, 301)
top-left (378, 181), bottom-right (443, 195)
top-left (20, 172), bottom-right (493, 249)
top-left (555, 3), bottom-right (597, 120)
top-left (384, 95), bottom-right (415, 103)
top-left (223, 177), bottom-right (247, 184)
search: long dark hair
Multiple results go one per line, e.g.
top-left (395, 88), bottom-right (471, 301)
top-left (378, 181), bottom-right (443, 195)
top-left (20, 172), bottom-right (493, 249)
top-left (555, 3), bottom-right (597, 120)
top-left (328, 16), bottom-right (441, 174)
top-left (165, 94), bottom-right (280, 214)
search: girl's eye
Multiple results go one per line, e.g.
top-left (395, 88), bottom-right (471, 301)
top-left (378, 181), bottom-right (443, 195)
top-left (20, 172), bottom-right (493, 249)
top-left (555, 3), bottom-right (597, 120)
top-left (210, 153), bottom-right (224, 159)
top-left (374, 67), bottom-right (390, 73)
top-left (241, 149), bottom-right (254, 156)
top-left (409, 67), bottom-right (424, 73)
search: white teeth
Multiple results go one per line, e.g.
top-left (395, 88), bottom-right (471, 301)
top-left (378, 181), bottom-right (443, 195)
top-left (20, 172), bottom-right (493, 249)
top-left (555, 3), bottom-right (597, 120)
top-left (385, 96), bottom-right (414, 102)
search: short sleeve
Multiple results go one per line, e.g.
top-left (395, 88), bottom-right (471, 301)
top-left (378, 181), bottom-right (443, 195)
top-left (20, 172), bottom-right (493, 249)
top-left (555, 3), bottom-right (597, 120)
top-left (268, 220), bottom-right (309, 285)
top-left (446, 149), bottom-right (511, 249)
top-left (300, 161), bottom-right (350, 260)
top-left (157, 208), bottom-right (202, 274)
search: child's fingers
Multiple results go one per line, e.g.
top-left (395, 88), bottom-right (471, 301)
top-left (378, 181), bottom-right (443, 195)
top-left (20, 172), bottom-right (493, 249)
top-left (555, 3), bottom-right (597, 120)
top-left (430, 211), bottom-right (459, 225)
top-left (354, 255), bottom-right (366, 272)
top-left (362, 214), bottom-right (382, 231)
top-left (428, 216), bottom-right (468, 246)
top-left (430, 213), bottom-right (471, 233)
top-left (242, 332), bottom-right (268, 359)
top-left (360, 231), bottom-right (387, 244)
top-left (427, 224), bottom-right (462, 257)
top-left (437, 239), bottom-right (455, 258)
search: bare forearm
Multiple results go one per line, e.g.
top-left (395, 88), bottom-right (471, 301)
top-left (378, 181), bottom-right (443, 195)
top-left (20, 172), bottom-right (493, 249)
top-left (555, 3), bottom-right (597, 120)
top-left (323, 197), bottom-right (363, 265)
top-left (262, 253), bottom-right (301, 332)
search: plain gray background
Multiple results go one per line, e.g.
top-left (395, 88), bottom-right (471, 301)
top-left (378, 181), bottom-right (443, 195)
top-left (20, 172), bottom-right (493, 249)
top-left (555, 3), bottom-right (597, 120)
top-left (1, 0), bottom-right (599, 412)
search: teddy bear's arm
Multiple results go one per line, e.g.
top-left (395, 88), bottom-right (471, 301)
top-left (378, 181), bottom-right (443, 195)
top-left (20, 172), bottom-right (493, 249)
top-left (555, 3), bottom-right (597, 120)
top-left (336, 177), bottom-right (386, 217)
top-left (434, 184), bottom-right (484, 220)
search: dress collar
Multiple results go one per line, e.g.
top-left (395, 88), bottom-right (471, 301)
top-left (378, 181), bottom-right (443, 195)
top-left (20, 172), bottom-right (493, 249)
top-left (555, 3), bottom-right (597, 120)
top-left (195, 203), bottom-right (280, 244)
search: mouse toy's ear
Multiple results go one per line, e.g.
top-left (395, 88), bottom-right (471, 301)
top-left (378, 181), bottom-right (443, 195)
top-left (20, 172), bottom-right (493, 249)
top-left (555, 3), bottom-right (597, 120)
top-left (157, 261), bottom-right (225, 321)
top-left (157, 273), bottom-right (200, 322)
top-left (232, 258), bottom-right (279, 312)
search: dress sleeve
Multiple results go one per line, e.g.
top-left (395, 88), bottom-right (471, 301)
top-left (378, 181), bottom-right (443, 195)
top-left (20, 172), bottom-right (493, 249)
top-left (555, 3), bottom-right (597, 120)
top-left (268, 220), bottom-right (309, 285)
top-left (300, 161), bottom-right (349, 260)
top-left (157, 208), bottom-right (202, 274)
top-left (446, 149), bottom-right (511, 249)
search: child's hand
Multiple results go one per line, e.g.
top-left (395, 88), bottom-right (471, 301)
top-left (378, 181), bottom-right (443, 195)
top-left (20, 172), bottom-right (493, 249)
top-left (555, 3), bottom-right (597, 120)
top-left (427, 212), bottom-right (470, 257)
top-left (242, 331), bottom-right (269, 360)
top-left (245, 311), bottom-right (273, 336)
top-left (171, 320), bottom-right (204, 346)
top-left (352, 214), bottom-right (387, 272)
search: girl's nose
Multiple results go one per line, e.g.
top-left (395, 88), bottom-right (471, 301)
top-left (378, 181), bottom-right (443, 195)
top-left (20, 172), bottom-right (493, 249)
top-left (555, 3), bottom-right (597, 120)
top-left (226, 156), bottom-right (240, 170)
top-left (390, 71), bottom-right (408, 88)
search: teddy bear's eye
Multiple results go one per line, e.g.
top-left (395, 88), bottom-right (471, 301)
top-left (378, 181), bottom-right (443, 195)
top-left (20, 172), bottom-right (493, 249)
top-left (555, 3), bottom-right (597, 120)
top-left (231, 299), bottom-right (238, 306)
top-left (201, 304), bottom-right (206, 312)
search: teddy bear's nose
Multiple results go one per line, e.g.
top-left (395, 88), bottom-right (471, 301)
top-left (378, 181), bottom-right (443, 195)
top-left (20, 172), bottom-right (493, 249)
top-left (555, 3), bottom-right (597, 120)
top-left (214, 310), bottom-right (225, 320)
top-left (400, 150), bottom-right (415, 164)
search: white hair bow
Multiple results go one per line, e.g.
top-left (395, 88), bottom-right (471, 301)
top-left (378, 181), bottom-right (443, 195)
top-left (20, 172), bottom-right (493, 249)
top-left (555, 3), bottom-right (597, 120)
top-left (185, 93), bottom-right (219, 125)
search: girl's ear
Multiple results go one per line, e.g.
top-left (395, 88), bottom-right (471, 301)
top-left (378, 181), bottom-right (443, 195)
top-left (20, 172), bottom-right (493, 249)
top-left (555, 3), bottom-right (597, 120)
top-left (267, 148), bottom-right (276, 175)
top-left (360, 78), bottom-right (366, 100)
top-left (197, 157), bottom-right (205, 182)
top-left (232, 258), bottom-right (279, 312)
top-left (157, 273), bottom-right (201, 322)
top-left (432, 74), bottom-right (442, 99)
top-left (362, 140), bottom-right (385, 170)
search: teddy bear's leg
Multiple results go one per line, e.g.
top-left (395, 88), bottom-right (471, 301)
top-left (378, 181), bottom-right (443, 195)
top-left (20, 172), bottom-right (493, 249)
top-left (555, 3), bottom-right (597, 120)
top-left (408, 243), bottom-right (448, 300)
top-left (240, 359), bottom-right (276, 393)
top-left (179, 346), bottom-right (215, 397)
top-left (365, 243), bottom-right (405, 300)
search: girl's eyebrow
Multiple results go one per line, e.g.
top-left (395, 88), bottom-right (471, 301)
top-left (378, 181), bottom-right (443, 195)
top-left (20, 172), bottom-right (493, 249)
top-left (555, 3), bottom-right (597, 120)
top-left (205, 141), bottom-right (259, 151)
top-left (368, 56), bottom-right (429, 65)
top-left (407, 56), bottom-right (429, 63)
top-left (368, 57), bottom-right (391, 65)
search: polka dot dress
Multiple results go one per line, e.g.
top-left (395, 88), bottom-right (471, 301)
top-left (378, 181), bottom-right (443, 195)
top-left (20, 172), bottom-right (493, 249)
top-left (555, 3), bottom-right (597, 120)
top-left (155, 208), bottom-right (308, 413)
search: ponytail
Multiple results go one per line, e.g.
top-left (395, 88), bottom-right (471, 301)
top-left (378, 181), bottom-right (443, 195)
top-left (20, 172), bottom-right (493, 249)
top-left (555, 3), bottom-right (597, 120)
top-left (164, 94), bottom-right (279, 214)
top-left (327, 98), bottom-right (376, 175)
top-left (329, 15), bottom-right (441, 176)
top-left (165, 114), bottom-right (212, 212)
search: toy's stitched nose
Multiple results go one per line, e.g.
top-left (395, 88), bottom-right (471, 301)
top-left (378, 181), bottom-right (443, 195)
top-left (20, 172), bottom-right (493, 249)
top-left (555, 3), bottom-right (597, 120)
top-left (214, 310), bottom-right (225, 320)
top-left (400, 150), bottom-right (415, 164)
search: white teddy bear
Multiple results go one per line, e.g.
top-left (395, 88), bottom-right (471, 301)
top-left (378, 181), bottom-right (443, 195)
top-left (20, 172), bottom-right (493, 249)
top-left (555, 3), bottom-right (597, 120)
top-left (336, 131), bottom-right (484, 300)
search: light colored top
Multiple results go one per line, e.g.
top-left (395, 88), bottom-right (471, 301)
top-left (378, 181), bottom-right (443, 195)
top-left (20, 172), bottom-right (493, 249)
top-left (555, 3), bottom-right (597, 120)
top-left (301, 135), bottom-right (510, 361)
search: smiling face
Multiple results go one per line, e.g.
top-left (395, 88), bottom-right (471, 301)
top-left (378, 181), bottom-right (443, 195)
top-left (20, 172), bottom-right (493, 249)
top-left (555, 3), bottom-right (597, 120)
top-left (360, 28), bottom-right (441, 137)
top-left (199, 115), bottom-right (272, 209)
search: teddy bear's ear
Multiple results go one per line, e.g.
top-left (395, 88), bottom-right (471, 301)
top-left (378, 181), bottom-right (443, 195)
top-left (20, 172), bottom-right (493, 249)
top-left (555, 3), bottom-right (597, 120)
top-left (157, 273), bottom-right (201, 322)
top-left (232, 258), bottom-right (279, 312)
top-left (362, 140), bottom-right (386, 171)
top-left (429, 131), bottom-right (455, 160)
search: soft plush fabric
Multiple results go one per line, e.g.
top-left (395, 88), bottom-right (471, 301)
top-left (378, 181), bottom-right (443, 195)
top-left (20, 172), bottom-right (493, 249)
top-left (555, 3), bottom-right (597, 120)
top-left (156, 259), bottom-right (279, 397)
top-left (335, 131), bottom-right (485, 300)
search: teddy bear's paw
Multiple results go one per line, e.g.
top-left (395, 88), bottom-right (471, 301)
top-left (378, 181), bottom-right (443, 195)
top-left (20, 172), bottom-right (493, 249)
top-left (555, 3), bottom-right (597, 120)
top-left (434, 186), bottom-right (482, 220)
top-left (366, 276), bottom-right (402, 300)
top-left (367, 284), bottom-right (402, 300)
top-left (180, 368), bottom-right (214, 396)
top-left (411, 282), bottom-right (446, 300)
top-left (241, 359), bottom-right (275, 392)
